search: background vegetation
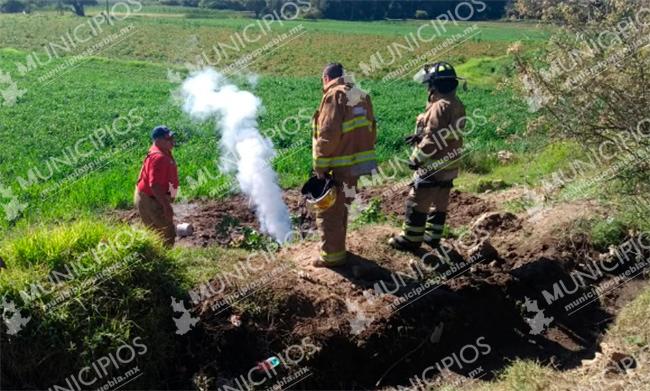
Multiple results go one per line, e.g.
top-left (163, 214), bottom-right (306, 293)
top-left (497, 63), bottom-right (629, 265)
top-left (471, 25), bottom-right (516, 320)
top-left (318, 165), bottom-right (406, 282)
top-left (0, 8), bottom-right (549, 230)
top-left (1, 0), bottom-right (649, 389)
top-left (512, 0), bottom-right (650, 190)
top-left (2, 0), bottom-right (512, 20)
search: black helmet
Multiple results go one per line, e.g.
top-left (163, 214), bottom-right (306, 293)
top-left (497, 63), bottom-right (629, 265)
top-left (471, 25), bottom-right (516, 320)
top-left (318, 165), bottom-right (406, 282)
top-left (427, 62), bottom-right (458, 80)
top-left (414, 62), bottom-right (465, 93)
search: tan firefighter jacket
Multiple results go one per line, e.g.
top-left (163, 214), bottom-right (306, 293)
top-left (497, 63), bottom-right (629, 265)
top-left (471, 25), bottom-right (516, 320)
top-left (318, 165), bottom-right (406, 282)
top-left (411, 91), bottom-right (466, 178)
top-left (312, 77), bottom-right (377, 177)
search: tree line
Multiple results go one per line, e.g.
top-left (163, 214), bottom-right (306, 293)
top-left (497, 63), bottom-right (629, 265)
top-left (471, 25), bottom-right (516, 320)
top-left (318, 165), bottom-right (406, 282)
top-left (1, 0), bottom-right (550, 20)
top-left (0, 0), bottom-right (97, 15)
top-left (175, 0), bottom-right (510, 20)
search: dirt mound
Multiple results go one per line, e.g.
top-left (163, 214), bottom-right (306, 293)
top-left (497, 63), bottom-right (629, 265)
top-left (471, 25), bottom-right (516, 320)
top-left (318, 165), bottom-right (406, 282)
top-left (113, 185), bottom-right (648, 389)
top-left (115, 184), bottom-right (496, 248)
top-left (362, 185), bottom-right (496, 227)
top-left (114, 190), bottom-right (312, 247)
top-left (487, 200), bottom-right (603, 265)
top-left (176, 204), bottom-right (648, 390)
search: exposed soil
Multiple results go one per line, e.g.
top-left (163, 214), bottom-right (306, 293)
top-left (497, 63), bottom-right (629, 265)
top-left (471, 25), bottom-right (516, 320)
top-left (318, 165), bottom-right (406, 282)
top-left (363, 184), bottom-right (496, 227)
top-left (157, 186), bottom-right (650, 390)
top-left (115, 183), bottom-right (495, 248)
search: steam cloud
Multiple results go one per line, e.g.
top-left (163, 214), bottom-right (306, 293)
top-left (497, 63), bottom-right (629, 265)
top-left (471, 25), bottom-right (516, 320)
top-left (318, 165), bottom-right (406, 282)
top-left (181, 69), bottom-right (292, 243)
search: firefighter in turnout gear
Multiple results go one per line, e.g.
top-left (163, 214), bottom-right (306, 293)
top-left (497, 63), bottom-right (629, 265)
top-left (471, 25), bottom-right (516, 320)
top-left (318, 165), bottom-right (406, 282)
top-left (389, 62), bottom-right (466, 252)
top-left (312, 63), bottom-right (377, 267)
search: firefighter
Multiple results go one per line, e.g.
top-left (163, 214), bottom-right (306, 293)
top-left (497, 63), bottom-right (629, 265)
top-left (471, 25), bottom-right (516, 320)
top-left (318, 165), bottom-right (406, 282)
top-left (389, 62), bottom-right (466, 252)
top-left (311, 63), bottom-right (377, 267)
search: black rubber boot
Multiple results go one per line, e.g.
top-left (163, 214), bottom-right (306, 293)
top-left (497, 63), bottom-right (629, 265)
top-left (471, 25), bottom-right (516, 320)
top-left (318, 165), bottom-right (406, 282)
top-left (424, 212), bottom-right (446, 249)
top-left (388, 235), bottom-right (421, 251)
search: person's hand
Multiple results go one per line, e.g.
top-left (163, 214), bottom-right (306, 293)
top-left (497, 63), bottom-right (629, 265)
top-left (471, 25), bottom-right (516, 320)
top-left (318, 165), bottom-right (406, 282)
top-left (314, 167), bottom-right (328, 179)
top-left (404, 134), bottom-right (422, 146)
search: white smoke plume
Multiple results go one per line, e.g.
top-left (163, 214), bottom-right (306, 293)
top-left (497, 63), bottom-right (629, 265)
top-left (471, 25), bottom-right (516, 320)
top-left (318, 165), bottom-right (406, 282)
top-left (180, 68), bottom-right (292, 243)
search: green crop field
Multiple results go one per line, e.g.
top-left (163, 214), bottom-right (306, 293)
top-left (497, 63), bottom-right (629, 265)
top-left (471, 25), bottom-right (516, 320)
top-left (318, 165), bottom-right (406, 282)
top-left (0, 9), bottom-right (549, 75)
top-left (0, 10), bottom-right (548, 231)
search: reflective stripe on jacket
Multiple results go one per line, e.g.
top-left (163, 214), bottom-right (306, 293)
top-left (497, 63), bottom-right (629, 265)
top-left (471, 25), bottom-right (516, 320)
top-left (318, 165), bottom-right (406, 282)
top-left (313, 77), bottom-right (377, 177)
top-left (411, 92), bottom-right (466, 177)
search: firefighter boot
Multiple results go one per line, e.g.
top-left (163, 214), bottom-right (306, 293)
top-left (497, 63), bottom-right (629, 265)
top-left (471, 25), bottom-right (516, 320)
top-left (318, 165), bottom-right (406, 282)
top-left (424, 211), bottom-right (446, 250)
top-left (389, 202), bottom-right (427, 252)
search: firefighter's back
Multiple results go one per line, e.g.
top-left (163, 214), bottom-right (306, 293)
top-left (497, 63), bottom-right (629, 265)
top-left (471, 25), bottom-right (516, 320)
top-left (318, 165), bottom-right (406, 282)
top-left (326, 83), bottom-right (377, 178)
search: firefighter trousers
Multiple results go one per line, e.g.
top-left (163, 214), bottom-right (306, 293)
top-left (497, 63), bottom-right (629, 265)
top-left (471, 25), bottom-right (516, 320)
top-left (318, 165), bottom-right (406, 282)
top-left (400, 183), bottom-right (452, 246)
top-left (316, 175), bottom-right (358, 265)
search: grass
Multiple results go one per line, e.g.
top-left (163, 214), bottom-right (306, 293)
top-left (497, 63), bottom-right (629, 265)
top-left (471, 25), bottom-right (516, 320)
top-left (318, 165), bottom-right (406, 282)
top-left (350, 198), bottom-right (387, 228)
top-left (455, 55), bottom-right (515, 87)
top-left (589, 217), bottom-right (628, 251)
top-left (565, 190), bottom-right (650, 248)
top-left (0, 219), bottom-right (188, 388)
top-left (456, 142), bottom-right (581, 192)
top-left (61, 1), bottom-right (552, 41)
top-left (0, 10), bottom-right (545, 78)
top-left (0, 216), bottom-right (282, 387)
top-left (0, 47), bottom-right (535, 230)
top-left (612, 285), bottom-right (650, 349)
top-left (0, 11), bottom-right (544, 234)
top-left (169, 244), bottom-right (251, 286)
top-left (87, 3), bottom-right (248, 19)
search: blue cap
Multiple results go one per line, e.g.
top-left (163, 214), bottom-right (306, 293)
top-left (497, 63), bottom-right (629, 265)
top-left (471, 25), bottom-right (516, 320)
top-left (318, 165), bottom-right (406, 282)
top-left (151, 125), bottom-right (175, 140)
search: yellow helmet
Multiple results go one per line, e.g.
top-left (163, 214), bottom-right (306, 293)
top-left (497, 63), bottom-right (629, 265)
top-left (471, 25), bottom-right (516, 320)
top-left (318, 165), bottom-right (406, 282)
top-left (301, 175), bottom-right (337, 213)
